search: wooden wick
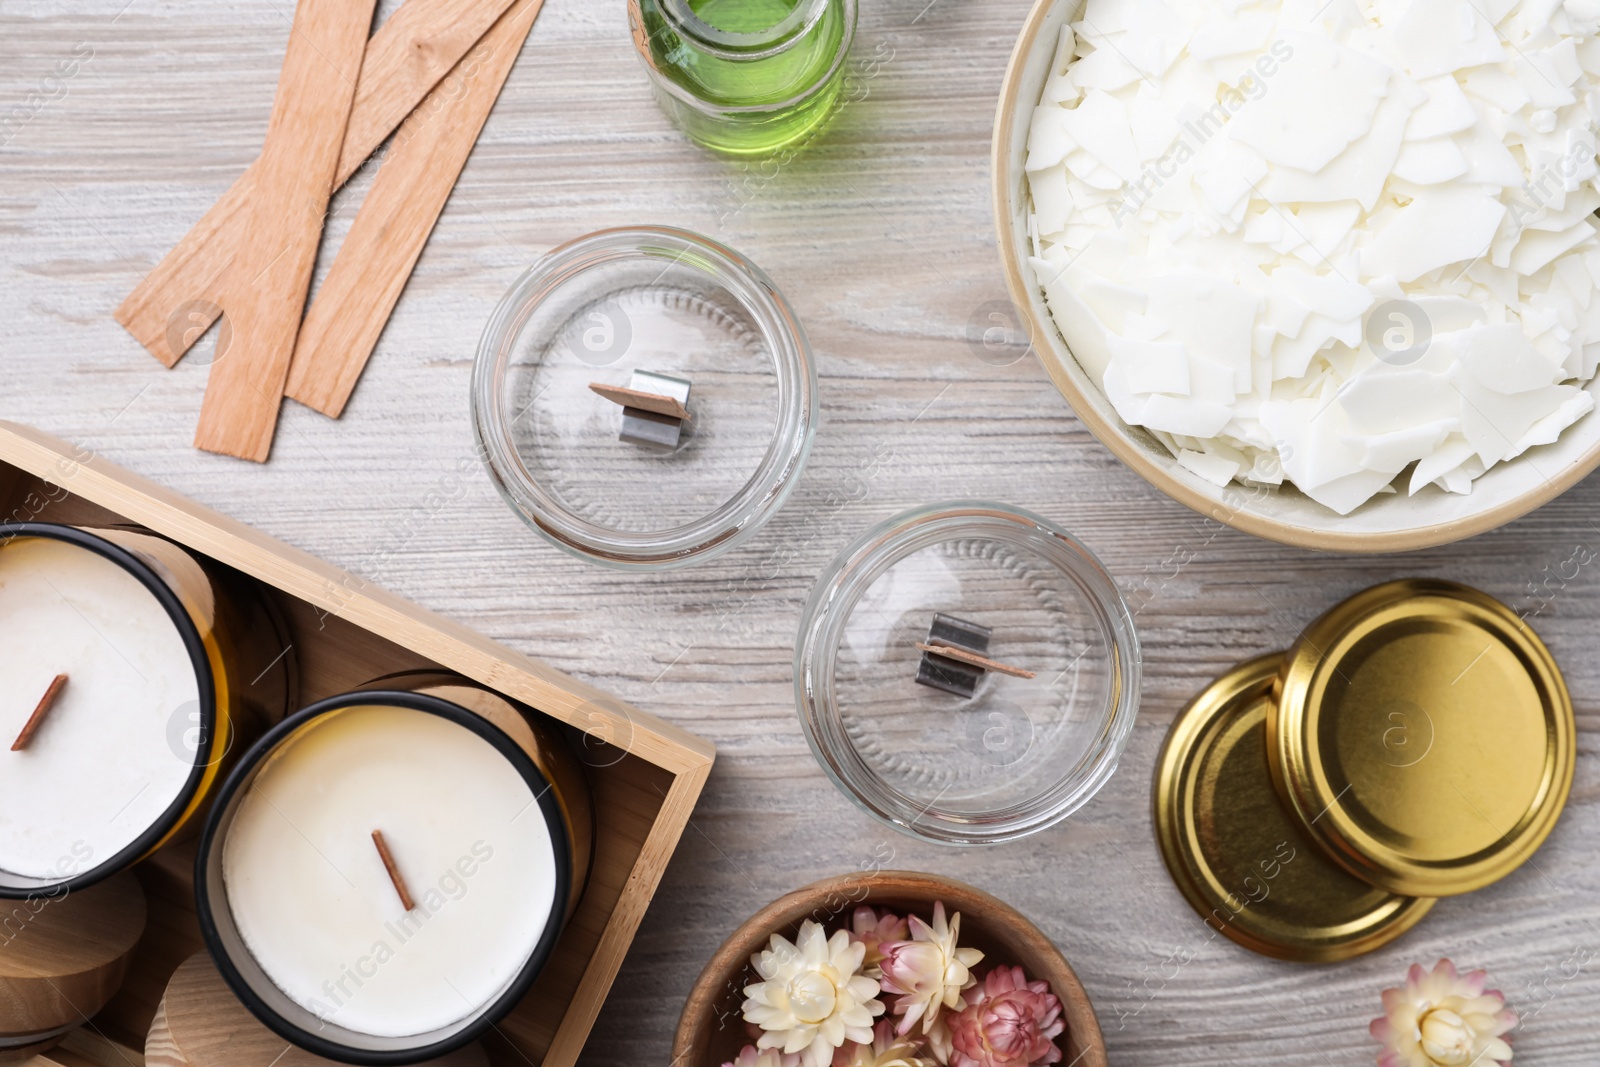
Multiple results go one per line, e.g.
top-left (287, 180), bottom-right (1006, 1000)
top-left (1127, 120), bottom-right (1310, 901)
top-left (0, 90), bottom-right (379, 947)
top-left (587, 382), bottom-right (692, 422)
top-left (11, 673), bottom-right (68, 752)
top-left (370, 830), bottom-right (416, 911)
top-left (916, 643), bottom-right (1037, 680)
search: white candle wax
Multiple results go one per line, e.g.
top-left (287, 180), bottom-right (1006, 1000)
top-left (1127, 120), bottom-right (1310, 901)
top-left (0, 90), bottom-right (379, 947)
top-left (0, 536), bottom-right (200, 879)
top-left (222, 703), bottom-right (558, 1039)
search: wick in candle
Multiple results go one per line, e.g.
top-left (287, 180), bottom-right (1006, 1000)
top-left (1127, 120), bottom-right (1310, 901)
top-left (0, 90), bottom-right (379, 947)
top-left (11, 673), bottom-right (68, 752)
top-left (915, 642), bottom-right (1037, 679)
top-left (370, 829), bottom-right (416, 911)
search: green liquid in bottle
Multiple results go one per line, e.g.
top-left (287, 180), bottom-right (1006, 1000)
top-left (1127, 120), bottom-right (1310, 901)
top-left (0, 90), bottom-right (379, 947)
top-left (632, 0), bottom-right (855, 156)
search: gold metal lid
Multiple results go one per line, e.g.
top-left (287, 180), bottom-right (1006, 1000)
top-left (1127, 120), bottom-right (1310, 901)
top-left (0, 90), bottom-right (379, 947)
top-left (1271, 579), bottom-right (1575, 897)
top-left (1154, 653), bottom-right (1433, 962)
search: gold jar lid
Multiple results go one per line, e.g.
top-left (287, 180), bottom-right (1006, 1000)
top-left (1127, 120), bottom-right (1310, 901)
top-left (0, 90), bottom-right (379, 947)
top-left (1154, 653), bottom-right (1433, 962)
top-left (1271, 580), bottom-right (1575, 897)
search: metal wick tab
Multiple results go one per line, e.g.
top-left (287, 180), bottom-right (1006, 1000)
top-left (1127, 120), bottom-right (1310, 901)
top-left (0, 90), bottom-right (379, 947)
top-left (915, 613), bottom-right (1036, 698)
top-left (588, 370), bottom-right (693, 450)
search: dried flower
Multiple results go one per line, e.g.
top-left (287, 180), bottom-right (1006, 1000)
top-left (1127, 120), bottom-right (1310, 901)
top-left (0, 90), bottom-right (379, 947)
top-left (924, 1014), bottom-right (956, 1066)
top-left (832, 1020), bottom-right (929, 1067)
top-left (851, 907), bottom-right (910, 974)
top-left (879, 903), bottom-right (985, 1036)
top-left (745, 919), bottom-right (886, 1067)
top-left (725, 1046), bottom-right (802, 1067)
top-left (946, 966), bottom-right (1064, 1067)
top-left (1371, 959), bottom-right (1516, 1067)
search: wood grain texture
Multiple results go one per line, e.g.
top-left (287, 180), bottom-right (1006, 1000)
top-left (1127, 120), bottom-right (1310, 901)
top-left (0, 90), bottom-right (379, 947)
top-left (144, 954), bottom-right (489, 1067)
top-left (285, 0), bottom-right (547, 419)
top-left (111, 0), bottom-right (518, 368)
top-left (40, 1030), bottom-right (146, 1067)
top-left (7, 0), bottom-right (1600, 1063)
top-left (0, 873), bottom-right (146, 1039)
top-left (190, 0), bottom-right (375, 461)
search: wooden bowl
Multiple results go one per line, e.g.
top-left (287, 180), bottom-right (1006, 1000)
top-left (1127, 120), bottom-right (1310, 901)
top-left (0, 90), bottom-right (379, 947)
top-left (990, 0), bottom-right (1600, 553)
top-left (671, 871), bottom-right (1106, 1067)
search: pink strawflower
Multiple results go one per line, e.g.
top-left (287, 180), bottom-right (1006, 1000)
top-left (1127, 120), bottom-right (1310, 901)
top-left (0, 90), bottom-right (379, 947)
top-left (879, 903), bottom-right (984, 1035)
top-left (725, 1045), bottom-right (802, 1067)
top-left (850, 907), bottom-right (910, 974)
top-left (1371, 959), bottom-right (1516, 1067)
top-left (946, 966), bottom-right (1064, 1067)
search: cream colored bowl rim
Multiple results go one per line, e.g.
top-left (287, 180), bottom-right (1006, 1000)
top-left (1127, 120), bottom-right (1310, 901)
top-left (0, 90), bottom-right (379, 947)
top-left (990, 0), bottom-right (1600, 553)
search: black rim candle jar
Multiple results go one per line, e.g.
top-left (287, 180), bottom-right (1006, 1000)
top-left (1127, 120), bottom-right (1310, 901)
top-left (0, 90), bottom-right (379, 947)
top-left (0, 522), bottom-right (294, 898)
top-left (195, 680), bottom-right (582, 1065)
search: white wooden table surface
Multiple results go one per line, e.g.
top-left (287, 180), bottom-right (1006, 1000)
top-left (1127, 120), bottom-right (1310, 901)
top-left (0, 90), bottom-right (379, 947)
top-left (5, 0), bottom-right (1600, 1062)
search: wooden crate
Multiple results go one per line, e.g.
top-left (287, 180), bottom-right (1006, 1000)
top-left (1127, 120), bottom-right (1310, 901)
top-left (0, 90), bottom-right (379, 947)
top-left (0, 421), bottom-right (715, 1067)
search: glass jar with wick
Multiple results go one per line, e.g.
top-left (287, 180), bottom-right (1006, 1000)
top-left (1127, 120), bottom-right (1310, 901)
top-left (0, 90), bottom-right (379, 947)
top-left (629, 0), bottom-right (858, 156)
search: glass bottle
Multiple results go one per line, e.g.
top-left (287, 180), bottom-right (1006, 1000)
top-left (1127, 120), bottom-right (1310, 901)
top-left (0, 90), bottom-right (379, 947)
top-left (629, 0), bottom-right (858, 157)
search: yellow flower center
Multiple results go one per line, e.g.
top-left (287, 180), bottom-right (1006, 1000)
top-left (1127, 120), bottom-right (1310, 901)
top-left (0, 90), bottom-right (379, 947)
top-left (1418, 1007), bottom-right (1473, 1066)
top-left (787, 972), bottom-right (839, 1025)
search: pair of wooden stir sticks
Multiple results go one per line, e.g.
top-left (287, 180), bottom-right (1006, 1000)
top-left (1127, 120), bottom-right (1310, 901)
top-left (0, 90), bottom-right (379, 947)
top-left (114, 0), bottom-right (546, 462)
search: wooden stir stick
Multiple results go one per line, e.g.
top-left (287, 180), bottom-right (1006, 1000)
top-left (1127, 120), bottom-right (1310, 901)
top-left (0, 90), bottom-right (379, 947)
top-left (10, 673), bottom-right (67, 751)
top-left (285, 0), bottom-right (549, 418)
top-left (113, 0), bottom-right (519, 368)
top-left (189, 0), bottom-right (378, 461)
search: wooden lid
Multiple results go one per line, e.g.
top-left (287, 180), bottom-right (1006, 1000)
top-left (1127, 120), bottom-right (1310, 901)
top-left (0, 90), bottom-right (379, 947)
top-left (0, 871), bottom-right (147, 1042)
top-left (148, 954), bottom-right (491, 1067)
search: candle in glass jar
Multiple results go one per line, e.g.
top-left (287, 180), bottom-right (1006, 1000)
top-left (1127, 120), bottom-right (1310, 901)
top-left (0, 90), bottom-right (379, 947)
top-left (220, 703), bottom-right (559, 1038)
top-left (0, 535), bottom-right (200, 879)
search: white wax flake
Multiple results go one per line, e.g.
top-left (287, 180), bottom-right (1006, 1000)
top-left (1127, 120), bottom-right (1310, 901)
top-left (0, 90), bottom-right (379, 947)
top-left (1069, 46), bottom-right (1144, 91)
top-left (1454, 118), bottom-right (1526, 186)
top-left (1391, 137), bottom-right (1470, 184)
top-left (1272, 267), bottom-right (1374, 321)
top-left (1029, 164), bottom-right (1073, 236)
top-left (1406, 76), bottom-right (1479, 139)
top-left (1062, 90), bottom-right (1142, 182)
top-left (1177, 447), bottom-right (1242, 483)
top-left (1454, 322), bottom-right (1567, 392)
top-left (1025, 0), bottom-right (1600, 513)
top-left (1389, 0), bottom-right (1506, 79)
top-left (1027, 106), bottom-right (1077, 171)
top-left (1147, 269), bottom-right (1261, 390)
top-left (1194, 137), bottom-right (1267, 214)
top-left (1362, 187), bottom-right (1507, 281)
top-left (1510, 219), bottom-right (1599, 274)
top-left (1259, 90), bottom-right (1415, 210)
top-left (1110, 335), bottom-right (1193, 393)
top-left (1457, 378), bottom-right (1584, 464)
top-left (1227, 34), bottom-right (1391, 172)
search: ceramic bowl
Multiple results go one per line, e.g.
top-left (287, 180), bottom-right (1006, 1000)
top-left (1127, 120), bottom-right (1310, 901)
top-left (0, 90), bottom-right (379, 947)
top-left (672, 870), bottom-right (1106, 1067)
top-left (991, 0), bottom-right (1600, 552)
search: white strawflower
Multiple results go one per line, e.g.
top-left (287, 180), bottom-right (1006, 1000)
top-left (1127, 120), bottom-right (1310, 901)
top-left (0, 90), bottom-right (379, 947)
top-left (743, 919), bottom-right (885, 1067)
top-left (837, 1020), bottom-right (930, 1067)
